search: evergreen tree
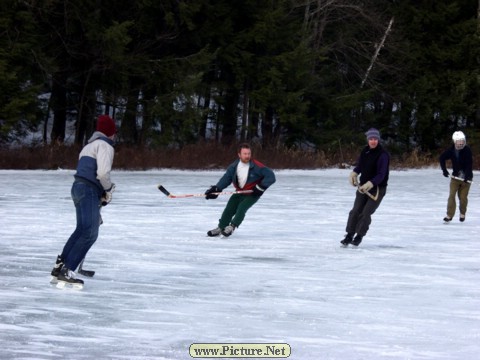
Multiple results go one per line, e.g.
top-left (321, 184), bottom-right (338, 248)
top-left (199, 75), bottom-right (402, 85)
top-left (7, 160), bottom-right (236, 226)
top-left (390, 0), bottom-right (479, 151)
top-left (0, 1), bottom-right (44, 144)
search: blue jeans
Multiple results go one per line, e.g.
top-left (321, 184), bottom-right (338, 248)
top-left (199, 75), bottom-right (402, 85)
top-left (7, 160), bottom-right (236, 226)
top-left (61, 180), bottom-right (101, 271)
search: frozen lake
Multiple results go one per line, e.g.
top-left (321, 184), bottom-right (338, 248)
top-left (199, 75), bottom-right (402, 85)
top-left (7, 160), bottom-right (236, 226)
top-left (0, 168), bottom-right (479, 359)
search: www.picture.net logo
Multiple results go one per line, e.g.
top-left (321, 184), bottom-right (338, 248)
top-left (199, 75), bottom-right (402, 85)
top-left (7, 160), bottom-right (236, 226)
top-left (189, 343), bottom-right (291, 358)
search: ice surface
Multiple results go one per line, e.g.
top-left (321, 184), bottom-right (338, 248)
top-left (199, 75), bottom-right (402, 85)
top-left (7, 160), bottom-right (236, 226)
top-left (0, 168), bottom-right (479, 359)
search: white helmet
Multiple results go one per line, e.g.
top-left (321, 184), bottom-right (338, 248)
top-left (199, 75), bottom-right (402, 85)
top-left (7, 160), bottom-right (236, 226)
top-left (452, 131), bottom-right (466, 142)
top-left (452, 131), bottom-right (466, 149)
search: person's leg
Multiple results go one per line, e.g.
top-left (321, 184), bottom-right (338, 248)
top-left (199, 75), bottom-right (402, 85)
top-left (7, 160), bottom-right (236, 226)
top-left (62, 182), bottom-right (101, 271)
top-left (346, 191), bottom-right (368, 235)
top-left (230, 195), bottom-right (259, 227)
top-left (353, 186), bottom-right (387, 237)
top-left (446, 180), bottom-right (460, 219)
top-left (60, 182), bottom-right (85, 260)
top-left (457, 182), bottom-right (471, 218)
top-left (218, 194), bottom-right (243, 228)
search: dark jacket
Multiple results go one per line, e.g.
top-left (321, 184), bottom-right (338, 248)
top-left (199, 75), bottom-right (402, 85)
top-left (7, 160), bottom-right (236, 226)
top-left (216, 159), bottom-right (276, 192)
top-left (439, 145), bottom-right (473, 181)
top-left (354, 144), bottom-right (390, 187)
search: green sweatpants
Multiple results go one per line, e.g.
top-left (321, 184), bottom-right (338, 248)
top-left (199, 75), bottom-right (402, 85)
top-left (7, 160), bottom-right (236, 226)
top-left (218, 194), bottom-right (259, 228)
top-left (446, 178), bottom-right (471, 218)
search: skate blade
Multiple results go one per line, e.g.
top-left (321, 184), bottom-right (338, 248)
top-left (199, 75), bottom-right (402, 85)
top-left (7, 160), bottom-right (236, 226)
top-left (50, 276), bottom-right (59, 284)
top-left (55, 281), bottom-right (84, 290)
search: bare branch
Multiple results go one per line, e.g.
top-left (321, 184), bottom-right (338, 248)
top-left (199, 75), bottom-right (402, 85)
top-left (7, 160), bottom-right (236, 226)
top-left (360, 17), bottom-right (394, 88)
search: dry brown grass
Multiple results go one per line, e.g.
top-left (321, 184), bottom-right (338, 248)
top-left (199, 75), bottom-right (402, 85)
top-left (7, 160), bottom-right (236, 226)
top-left (0, 145), bottom-right (81, 170)
top-left (0, 142), bottom-right (472, 170)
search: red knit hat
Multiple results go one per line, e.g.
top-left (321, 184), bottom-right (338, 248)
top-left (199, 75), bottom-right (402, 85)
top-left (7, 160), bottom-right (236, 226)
top-left (96, 115), bottom-right (116, 137)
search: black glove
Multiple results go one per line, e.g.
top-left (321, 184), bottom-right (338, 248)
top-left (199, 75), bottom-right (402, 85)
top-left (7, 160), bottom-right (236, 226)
top-left (464, 178), bottom-right (471, 183)
top-left (205, 185), bottom-right (221, 200)
top-left (442, 170), bottom-right (449, 178)
top-left (252, 184), bottom-right (265, 197)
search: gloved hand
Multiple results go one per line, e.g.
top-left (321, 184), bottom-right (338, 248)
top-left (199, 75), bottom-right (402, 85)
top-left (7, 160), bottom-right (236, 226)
top-left (464, 178), bottom-right (471, 183)
top-left (205, 185), bottom-right (221, 200)
top-left (252, 184), bottom-right (265, 197)
top-left (101, 184), bottom-right (116, 206)
top-left (359, 181), bottom-right (374, 193)
top-left (442, 170), bottom-right (449, 178)
top-left (349, 171), bottom-right (359, 187)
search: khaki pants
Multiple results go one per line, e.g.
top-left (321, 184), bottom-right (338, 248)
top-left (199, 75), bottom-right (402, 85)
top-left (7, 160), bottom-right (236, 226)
top-left (446, 178), bottom-right (471, 218)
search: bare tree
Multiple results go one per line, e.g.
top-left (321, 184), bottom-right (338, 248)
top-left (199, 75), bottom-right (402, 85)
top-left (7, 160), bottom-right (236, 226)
top-left (361, 17), bottom-right (394, 88)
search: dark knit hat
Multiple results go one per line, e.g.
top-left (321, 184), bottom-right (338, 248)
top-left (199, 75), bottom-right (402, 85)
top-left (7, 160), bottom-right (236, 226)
top-left (365, 128), bottom-right (380, 140)
top-left (96, 115), bottom-right (116, 137)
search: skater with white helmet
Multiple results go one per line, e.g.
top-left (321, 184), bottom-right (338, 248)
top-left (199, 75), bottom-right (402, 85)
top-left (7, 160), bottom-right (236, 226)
top-left (439, 131), bottom-right (473, 223)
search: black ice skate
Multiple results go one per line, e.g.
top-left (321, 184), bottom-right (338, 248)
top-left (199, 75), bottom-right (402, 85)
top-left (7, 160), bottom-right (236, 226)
top-left (351, 235), bottom-right (363, 247)
top-left (340, 233), bottom-right (353, 247)
top-left (50, 255), bottom-right (64, 283)
top-left (56, 267), bottom-right (84, 289)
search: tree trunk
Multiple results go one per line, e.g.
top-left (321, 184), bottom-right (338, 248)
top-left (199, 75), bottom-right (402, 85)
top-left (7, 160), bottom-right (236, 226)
top-left (50, 72), bottom-right (67, 144)
top-left (240, 79), bottom-right (250, 142)
top-left (138, 86), bottom-right (155, 146)
top-left (262, 106), bottom-right (274, 147)
top-left (121, 87), bottom-right (140, 145)
top-left (361, 17), bottom-right (394, 88)
top-left (75, 71), bottom-right (96, 146)
top-left (476, 0), bottom-right (480, 125)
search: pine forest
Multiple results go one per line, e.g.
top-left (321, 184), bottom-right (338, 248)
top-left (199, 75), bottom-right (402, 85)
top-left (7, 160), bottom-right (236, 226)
top-left (1, 0), bottom-right (479, 166)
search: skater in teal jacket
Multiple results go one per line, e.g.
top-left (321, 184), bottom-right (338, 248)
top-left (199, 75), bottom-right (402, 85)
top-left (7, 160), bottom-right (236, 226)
top-left (205, 143), bottom-right (276, 237)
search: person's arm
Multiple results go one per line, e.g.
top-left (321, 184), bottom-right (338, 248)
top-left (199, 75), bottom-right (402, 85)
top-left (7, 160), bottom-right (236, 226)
top-left (439, 149), bottom-right (451, 177)
top-left (464, 147), bottom-right (473, 181)
top-left (96, 142), bottom-right (115, 191)
top-left (370, 153), bottom-right (389, 185)
top-left (258, 166), bottom-right (276, 189)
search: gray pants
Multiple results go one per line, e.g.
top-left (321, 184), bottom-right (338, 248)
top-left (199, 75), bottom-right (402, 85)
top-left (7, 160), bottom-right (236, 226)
top-left (346, 186), bottom-right (387, 237)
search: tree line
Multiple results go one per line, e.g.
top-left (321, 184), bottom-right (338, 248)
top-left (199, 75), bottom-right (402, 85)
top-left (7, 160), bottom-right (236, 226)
top-left (1, 0), bottom-right (479, 154)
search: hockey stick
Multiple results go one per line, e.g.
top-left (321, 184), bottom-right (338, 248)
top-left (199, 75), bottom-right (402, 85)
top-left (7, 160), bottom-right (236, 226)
top-left (78, 259), bottom-right (95, 277)
top-left (158, 185), bottom-right (253, 198)
top-left (450, 175), bottom-right (473, 184)
top-left (357, 186), bottom-right (379, 201)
